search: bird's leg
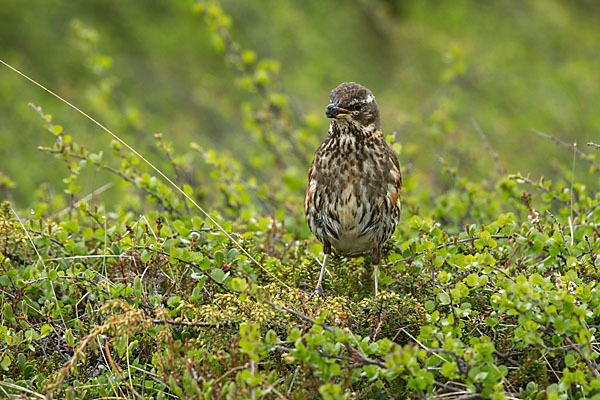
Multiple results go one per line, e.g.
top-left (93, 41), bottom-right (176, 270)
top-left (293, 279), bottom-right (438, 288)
top-left (372, 248), bottom-right (381, 298)
top-left (374, 263), bottom-right (379, 297)
top-left (315, 243), bottom-right (331, 296)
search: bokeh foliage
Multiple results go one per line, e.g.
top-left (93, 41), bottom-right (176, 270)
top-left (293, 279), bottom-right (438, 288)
top-left (1, 0), bottom-right (600, 399)
top-left (2, 0), bottom-right (600, 205)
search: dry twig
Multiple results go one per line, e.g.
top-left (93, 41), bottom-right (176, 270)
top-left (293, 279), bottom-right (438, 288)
top-left (532, 129), bottom-right (598, 169)
top-left (473, 120), bottom-right (504, 176)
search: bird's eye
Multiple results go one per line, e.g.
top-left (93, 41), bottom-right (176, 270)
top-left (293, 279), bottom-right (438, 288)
top-left (354, 103), bottom-right (363, 111)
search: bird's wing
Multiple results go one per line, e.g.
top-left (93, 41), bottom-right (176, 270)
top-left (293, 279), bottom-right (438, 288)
top-left (387, 147), bottom-right (402, 201)
top-left (304, 162), bottom-right (315, 214)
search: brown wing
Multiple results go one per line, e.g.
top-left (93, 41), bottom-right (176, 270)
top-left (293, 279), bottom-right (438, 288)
top-left (387, 146), bottom-right (402, 207)
top-left (304, 162), bottom-right (314, 214)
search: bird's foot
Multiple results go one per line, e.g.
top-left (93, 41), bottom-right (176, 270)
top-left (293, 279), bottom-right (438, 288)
top-left (309, 284), bottom-right (326, 299)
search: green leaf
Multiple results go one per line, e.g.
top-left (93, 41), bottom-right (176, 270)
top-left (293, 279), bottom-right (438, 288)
top-left (437, 292), bottom-right (450, 305)
top-left (265, 330), bottom-right (278, 345)
top-left (528, 273), bottom-right (544, 286)
top-left (210, 268), bottom-right (225, 283)
top-left (214, 250), bottom-right (225, 266)
top-left (198, 257), bottom-right (211, 271)
top-left (442, 361), bottom-right (457, 377)
top-left (140, 250), bottom-right (152, 263)
top-left (565, 353), bottom-right (575, 367)
top-left (173, 220), bottom-right (189, 236)
top-left (40, 324), bottom-right (53, 336)
top-left (48, 269), bottom-right (58, 281)
top-left (242, 50), bottom-right (256, 64)
top-left (409, 215), bottom-right (423, 230)
top-left (485, 316), bottom-right (499, 328)
top-left (289, 328), bottom-right (301, 341)
top-left (67, 183), bottom-right (82, 194)
top-left (192, 216), bottom-right (204, 230)
top-left (0, 356), bottom-right (11, 371)
top-left (451, 282), bottom-right (469, 299)
top-left (424, 300), bottom-right (436, 311)
top-left (465, 273), bottom-right (479, 287)
top-left (329, 363), bottom-right (341, 376)
top-left (3, 304), bottom-right (14, 321)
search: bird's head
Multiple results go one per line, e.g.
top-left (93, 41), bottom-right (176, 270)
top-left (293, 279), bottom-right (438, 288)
top-left (325, 82), bottom-right (380, 132)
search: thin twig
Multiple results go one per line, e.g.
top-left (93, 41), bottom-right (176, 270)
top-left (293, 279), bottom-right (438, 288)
top-left (503, 242), bottom-right (521, 269)
top-left (563, 335), bottom-right (599, 378)
top-left (473, 120), bottom-right (504, 176)
top-left (135, 244), bottom-right (378, 368)
top-left (11, 91), bottom-right (296, 292)
top-left (511, 175), bottom-right (577, 214)
top-left (25, 228), bottom-right (65, 247)
top-left (585, 235), bottom-right (598, 274)
top-left (532, 129), bottom-right (598, 169)
top-left (213, 365), bottom-right (248, 385)
top-left (588, 142), bottom-right (600, 149)
top-left (152, 319), bottom-right (224, 327)
top-left (39, 147), bottom-right (179, 216)
top-left (546, 210), bottom-right (571, 257)
top-left (0, 382), bottom-right (45, 399)
top-left (267, 343), bottom-right (385, 368)
top-left (394, 235), bottom-right (514, 265)
top-left (287, 366), bottom-right (300, 396)
top-left (432, 381), bottom-right (464, 394)
top-left (10, 206), bottom-right (68, 332)
top-left (587, 201), bottom-right (600, 218)
top-left (55, 182), bottom-right (113, 217)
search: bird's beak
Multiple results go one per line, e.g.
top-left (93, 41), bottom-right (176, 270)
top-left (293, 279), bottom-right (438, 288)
top-left (326, 103), bottom-right (351, 119)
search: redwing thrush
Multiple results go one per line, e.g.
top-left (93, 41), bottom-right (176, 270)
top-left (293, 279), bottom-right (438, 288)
top-left (305, 82), bottom-right (402, 297)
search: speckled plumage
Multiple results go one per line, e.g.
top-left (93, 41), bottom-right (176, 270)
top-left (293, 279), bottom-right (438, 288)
top-left (305, 82), bottom-right (402, 296)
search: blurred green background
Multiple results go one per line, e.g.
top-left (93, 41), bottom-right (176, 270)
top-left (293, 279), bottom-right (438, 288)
top-left (1, 0), bottom-right (599, 209)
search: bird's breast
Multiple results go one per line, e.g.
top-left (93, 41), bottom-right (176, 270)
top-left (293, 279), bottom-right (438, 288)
top-left (305, 132), bottom-right (401, 254)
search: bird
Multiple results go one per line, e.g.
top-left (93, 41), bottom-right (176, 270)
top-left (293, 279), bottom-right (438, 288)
top-left (304, 82), bottom-right (402, 297)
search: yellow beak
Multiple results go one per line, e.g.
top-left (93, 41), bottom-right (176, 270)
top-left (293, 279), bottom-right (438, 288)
top-left (335, 108), bottom-right (351, 118)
